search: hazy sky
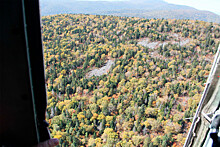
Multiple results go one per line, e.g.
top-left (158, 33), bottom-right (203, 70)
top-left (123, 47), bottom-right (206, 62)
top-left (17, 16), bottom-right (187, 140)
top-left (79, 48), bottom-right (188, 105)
top-left (164, 0), bottom-right (220, 15)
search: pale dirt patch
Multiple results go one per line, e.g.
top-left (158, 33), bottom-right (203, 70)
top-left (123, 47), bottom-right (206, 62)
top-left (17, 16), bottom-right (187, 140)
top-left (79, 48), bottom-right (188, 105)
top-left (86, 60), bottom-right (115, 78)
top-left (138, 33), bottom-right (190, 49)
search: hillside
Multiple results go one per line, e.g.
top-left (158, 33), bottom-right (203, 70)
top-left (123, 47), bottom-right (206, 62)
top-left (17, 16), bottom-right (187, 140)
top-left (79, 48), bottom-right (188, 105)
top-left (42, 14), bottom-right (220, 146)
top-left (40, 0), bottom-right (220, 23)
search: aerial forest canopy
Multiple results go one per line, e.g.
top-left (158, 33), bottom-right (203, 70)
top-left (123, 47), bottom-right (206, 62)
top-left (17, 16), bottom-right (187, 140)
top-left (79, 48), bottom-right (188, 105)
top-left (42, 14), bottom-right (220, 146)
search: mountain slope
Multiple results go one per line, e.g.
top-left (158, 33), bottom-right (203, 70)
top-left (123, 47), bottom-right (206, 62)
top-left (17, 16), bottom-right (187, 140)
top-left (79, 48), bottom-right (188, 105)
top-left (40, 0), bottom-right (220, 23)
top-left (100, 9), bottom-right (220, 23)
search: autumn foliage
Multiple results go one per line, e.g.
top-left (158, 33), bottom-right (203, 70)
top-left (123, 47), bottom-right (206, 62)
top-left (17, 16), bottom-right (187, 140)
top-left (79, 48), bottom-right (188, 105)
top-left (42, 14), bottom-right (220, 146)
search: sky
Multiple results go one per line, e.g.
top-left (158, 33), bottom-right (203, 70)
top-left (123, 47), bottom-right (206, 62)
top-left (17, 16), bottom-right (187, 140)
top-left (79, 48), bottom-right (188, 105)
top-left (164, 0), bottom-right (220, 15)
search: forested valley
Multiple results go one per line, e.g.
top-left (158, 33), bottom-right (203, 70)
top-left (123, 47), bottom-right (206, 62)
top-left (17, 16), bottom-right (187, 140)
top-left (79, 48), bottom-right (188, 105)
top-left (42, 14), bottom-right (220, 147)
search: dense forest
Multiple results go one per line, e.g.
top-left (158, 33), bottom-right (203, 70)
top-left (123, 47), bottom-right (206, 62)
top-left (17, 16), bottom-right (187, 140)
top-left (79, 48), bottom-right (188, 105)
top-left (41, 14), bottom-right (220, 146)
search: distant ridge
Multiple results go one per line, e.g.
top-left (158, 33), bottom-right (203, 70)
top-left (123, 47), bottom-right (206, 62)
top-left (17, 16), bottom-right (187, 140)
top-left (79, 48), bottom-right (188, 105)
top-left (40, 0), bottom-right (220, 23)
